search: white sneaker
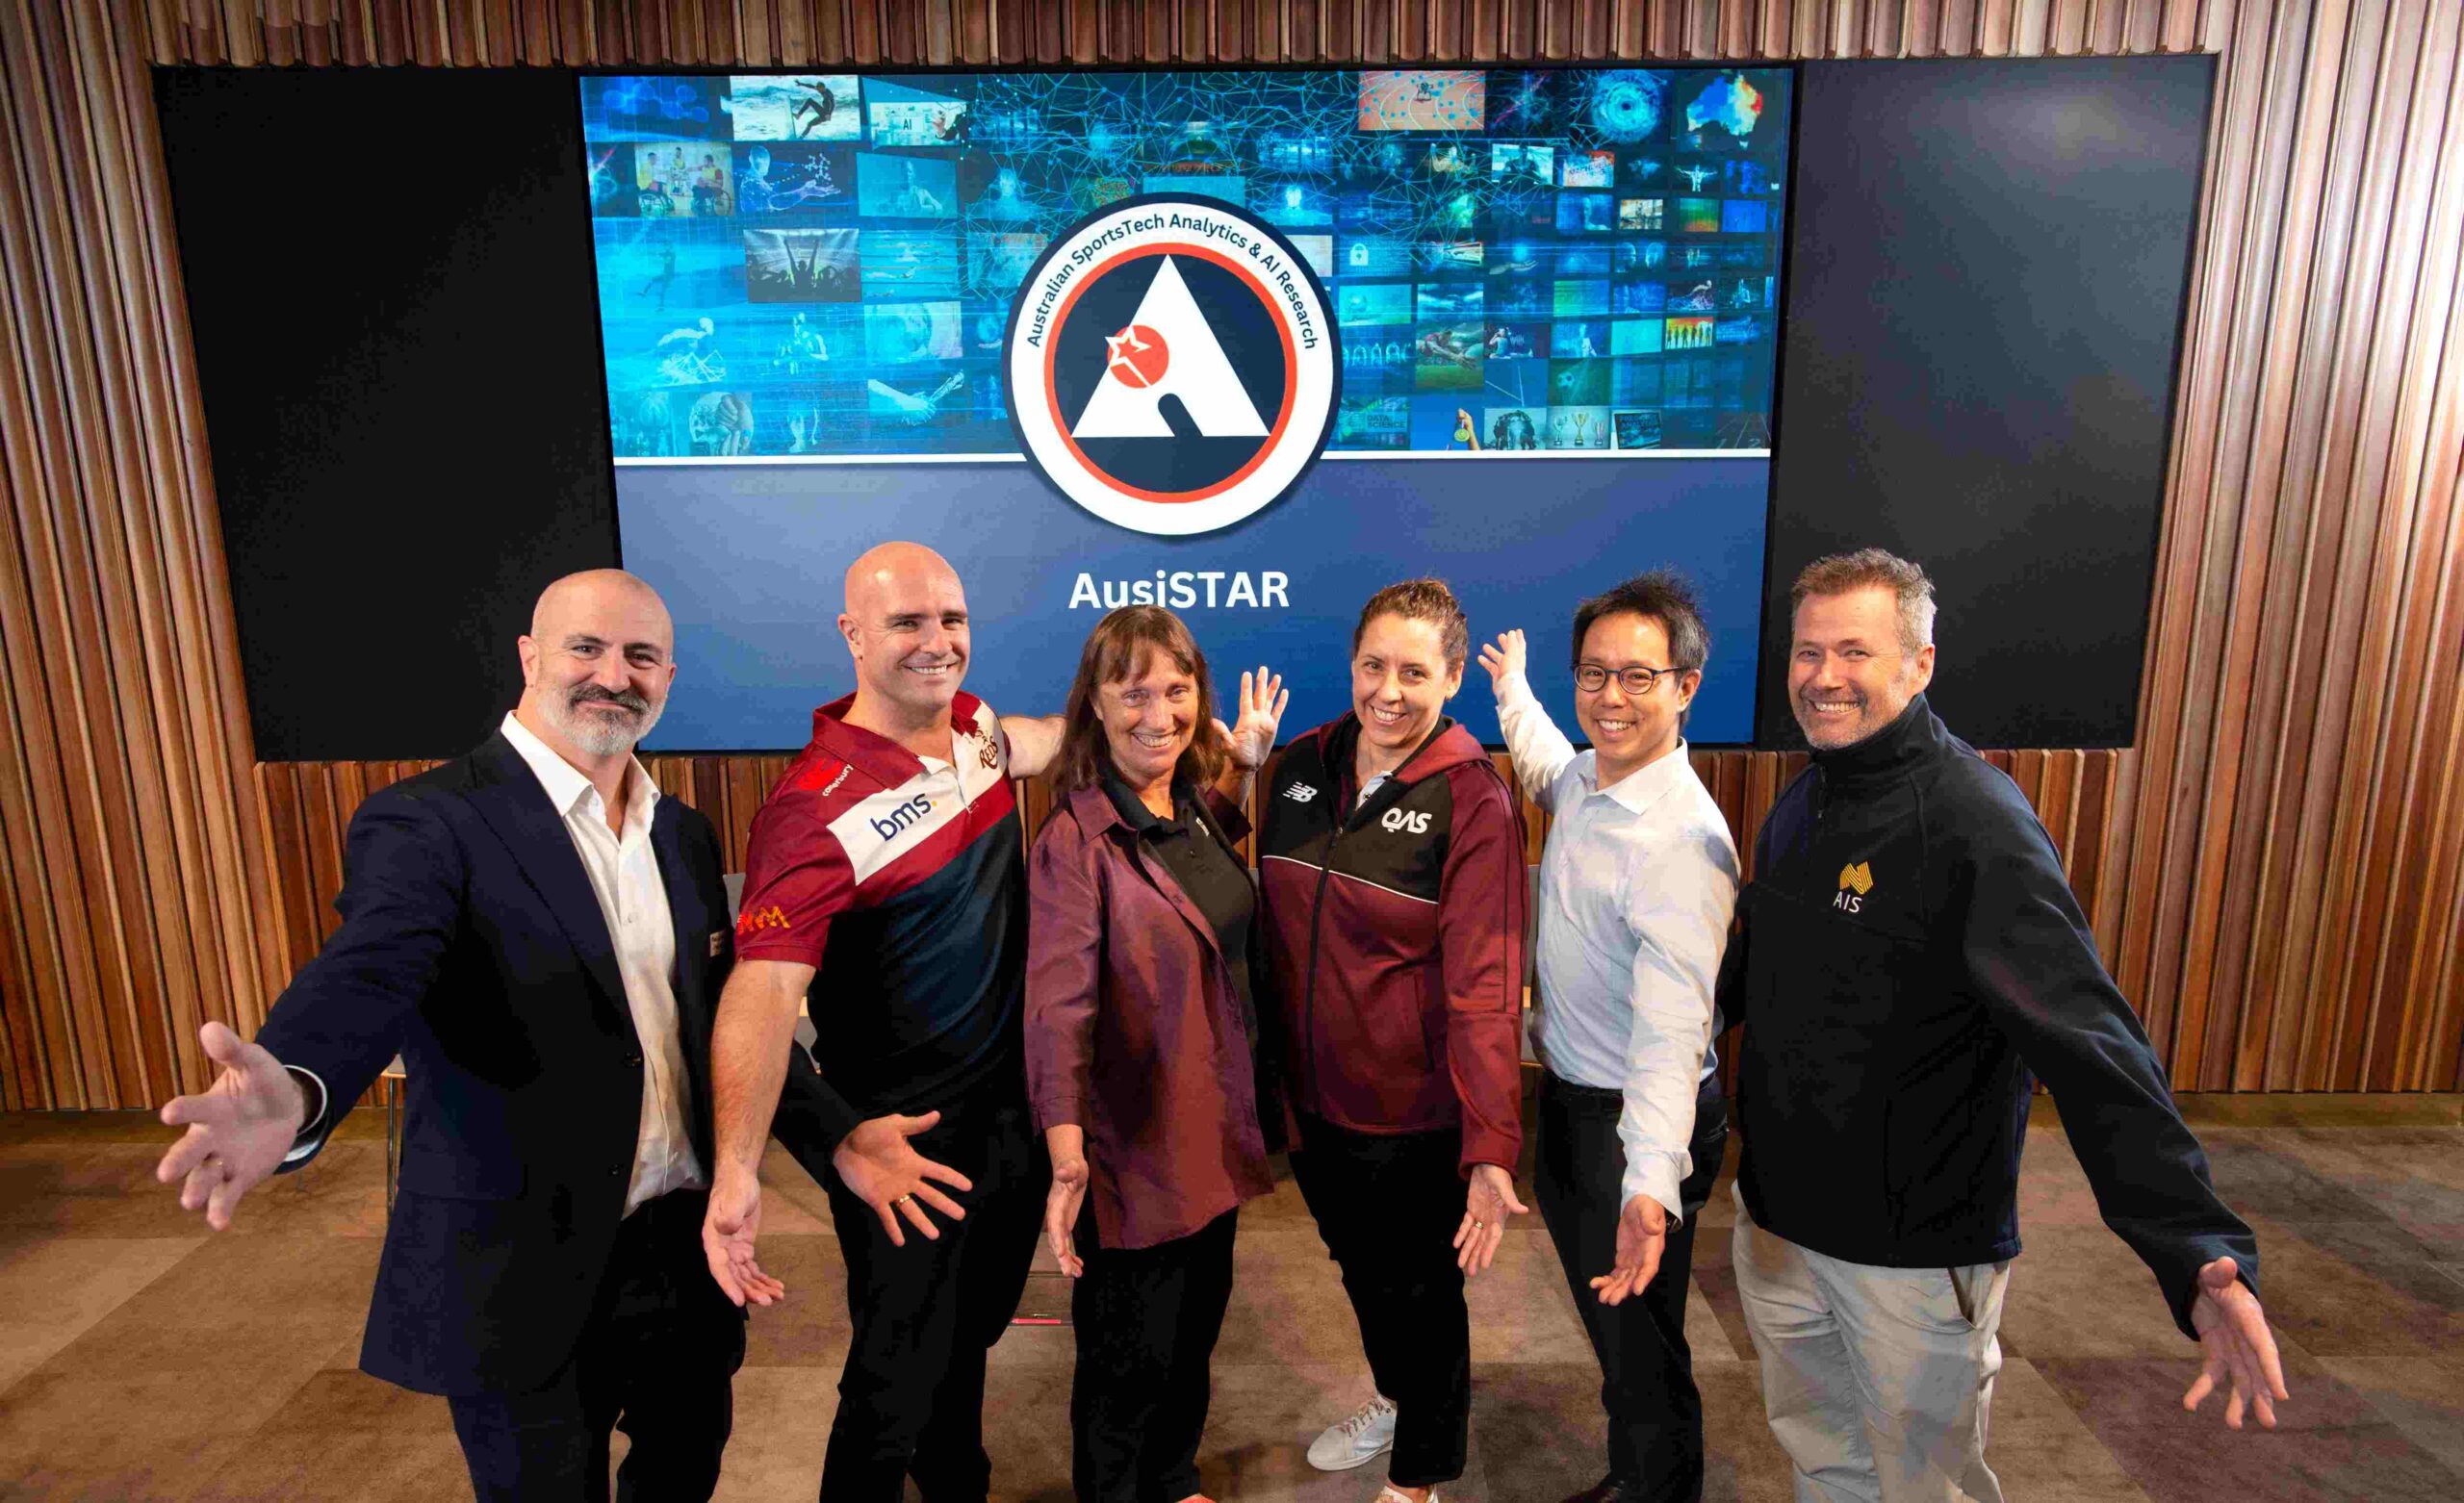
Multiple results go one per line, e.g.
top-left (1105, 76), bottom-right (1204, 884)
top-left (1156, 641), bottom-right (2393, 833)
top-left (1307, 1392), bottom-right (1398, 1471)
top-left (1372, 1489), bottom-right (1434, 1503)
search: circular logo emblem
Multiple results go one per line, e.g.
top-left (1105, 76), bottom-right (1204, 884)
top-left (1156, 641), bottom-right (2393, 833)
top-left (1007, 194), bottom-right (1339, 537)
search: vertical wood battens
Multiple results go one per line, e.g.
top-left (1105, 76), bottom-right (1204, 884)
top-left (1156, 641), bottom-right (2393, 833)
top-left (5, 0), bottom-right (2458, 1103)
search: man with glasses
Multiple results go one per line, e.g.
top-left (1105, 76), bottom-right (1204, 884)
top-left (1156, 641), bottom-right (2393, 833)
top-left (1477, 572), bottom-right (1738, 1503)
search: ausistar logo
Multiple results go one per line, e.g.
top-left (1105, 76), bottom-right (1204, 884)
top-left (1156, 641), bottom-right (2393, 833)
top-left (1007, 194), bottom-right (1339, 537)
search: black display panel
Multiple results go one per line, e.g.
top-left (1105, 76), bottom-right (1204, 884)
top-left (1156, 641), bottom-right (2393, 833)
top-left (154, 67), bottom-right (619, 762)
top-left (1763, 56), bottom-right (2215, 748)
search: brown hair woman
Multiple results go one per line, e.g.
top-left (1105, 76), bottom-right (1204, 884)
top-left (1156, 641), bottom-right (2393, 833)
top-left (1025, 605), bottom-right (1286, 1503)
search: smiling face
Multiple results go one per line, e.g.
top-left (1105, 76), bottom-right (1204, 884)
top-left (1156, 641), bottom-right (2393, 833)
top-left (1576, 610), bottom-right (1695, 785)
top-left (1098, 650), bottom-right (1198, 794)
top-left (1788, 585), bottom-right (1935, 750)
top-left (840, 544), bottom-right (970, 726)
top-left (1351, 612), bottom-right (1462, 768)
top-left (517, 571), bottom-right (676, 761)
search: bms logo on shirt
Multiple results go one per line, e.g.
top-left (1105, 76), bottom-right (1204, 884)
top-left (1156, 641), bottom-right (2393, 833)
top-left (868, 794), bottom-right (934, 842)
top-left (1007, 194), bottom-right (1338, 537)
top-left (1381, 807), bottom-right (1431, 835)
top-left (1835, 860), bottom-right (1874, 913)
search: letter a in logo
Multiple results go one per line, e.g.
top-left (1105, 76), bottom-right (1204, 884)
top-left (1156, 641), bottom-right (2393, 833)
top-left (1008, 194), bottom-right (1339, 537)
top-left (1070, 260), bottom-right (1269, 441)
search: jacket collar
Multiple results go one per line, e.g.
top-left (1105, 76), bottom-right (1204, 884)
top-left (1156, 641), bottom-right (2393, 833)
top-left (1808, 693), bottom-right (1947, 786)
top-left (1315, 713), bottom-right (1485, 792)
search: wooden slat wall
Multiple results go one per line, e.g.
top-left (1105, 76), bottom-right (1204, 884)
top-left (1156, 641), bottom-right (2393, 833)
top-left (2, 0), bottom-right (2457, 1107)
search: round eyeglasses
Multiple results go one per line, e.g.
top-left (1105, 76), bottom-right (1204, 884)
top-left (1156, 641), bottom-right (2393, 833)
top-left (1575, 663), bottom-right (1681, 694)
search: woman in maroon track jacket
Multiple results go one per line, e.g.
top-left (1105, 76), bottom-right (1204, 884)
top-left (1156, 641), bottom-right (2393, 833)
top-left (1026, 606), bottom-right (1288, 1503)
top-left (1254, 579), bottom-right (1528, 1503)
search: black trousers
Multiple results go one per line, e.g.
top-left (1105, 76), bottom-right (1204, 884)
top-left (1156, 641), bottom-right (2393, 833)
top-left (818, 1090), bottom-right (1047, 1503)
top-left (1533, 1072), bottom-right (1729, 1503)
top-left (1287, 1112), bottom-right (1470, 1490)
top-left (1070, 1209), bottom-right (1239, 1503)
top-left (446, 1187), bottom-right (744, 1503)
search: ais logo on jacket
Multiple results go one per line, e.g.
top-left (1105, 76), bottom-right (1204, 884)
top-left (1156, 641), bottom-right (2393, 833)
top-left (1835, 860), bottom-right (1874, 913)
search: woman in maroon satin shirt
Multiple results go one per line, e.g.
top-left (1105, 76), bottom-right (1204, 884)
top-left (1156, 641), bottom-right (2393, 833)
top-left (1025, 605), bottom-right (1286, 1503)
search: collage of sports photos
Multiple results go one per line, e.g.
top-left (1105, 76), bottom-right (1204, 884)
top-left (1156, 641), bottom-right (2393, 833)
top-left (582, 67), bottom-right (1793, 460)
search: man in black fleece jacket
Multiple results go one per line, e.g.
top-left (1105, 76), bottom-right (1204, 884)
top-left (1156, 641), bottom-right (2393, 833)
top-left (1720, 549), bottom-right (2286, 1502)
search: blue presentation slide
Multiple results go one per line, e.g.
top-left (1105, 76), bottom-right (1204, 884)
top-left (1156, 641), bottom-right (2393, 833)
top-left (619, 454), bottom-right (1770, 749)
top-left (585, 66), bottom-right (1792, 750)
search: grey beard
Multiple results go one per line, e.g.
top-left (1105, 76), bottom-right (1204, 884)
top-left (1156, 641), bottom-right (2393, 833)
top-left (548, 693), bottom-right (662, 757)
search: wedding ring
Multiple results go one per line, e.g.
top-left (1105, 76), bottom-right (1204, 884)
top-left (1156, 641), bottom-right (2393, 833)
top-left (895, 1193), bottom-right (914, 1205)
top-left (1471, 1218), bottom-right (1485, 1231)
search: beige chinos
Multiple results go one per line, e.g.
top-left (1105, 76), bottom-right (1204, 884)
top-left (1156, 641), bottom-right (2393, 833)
top-left (1730, 1184), bottom-right (2011, 1503)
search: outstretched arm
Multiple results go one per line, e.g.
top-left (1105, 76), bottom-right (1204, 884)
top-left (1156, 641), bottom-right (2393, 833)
top-left (158, 790), bottom-right (460, 1226)
top-left (705, 957), bottom-right (815, 1307)
top-left (999, 714), bottom-right (1066, 779)
top-left (1594, 827), bottom-right (1736, 1307)
top-left (1436, 779), bottom-right (1529, 1273)
top-left (1955, 785), bottom-right (2285, 1429)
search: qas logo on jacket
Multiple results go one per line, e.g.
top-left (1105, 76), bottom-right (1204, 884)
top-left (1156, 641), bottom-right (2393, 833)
top-left (1006, 195), bottom-right (1339, 536)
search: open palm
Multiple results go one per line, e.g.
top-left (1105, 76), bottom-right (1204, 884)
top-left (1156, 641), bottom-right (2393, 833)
top-left (1223, 666), bottom-right (1288, 769)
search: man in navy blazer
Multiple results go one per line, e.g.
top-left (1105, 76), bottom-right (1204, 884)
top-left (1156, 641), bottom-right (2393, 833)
top-left (156, 569), bottom-right (839, 1501)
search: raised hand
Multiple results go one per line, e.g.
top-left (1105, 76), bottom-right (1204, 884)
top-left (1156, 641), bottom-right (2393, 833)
top-left (1452, 1162), bottom-right (1527, 1276)
top-left (703, 1160), bottom-right (786, 1308)
top-left (155, 1021), bottom-right (311, 1232)
top-left (1476, 629), bottom-right (1527, 692)
top-left (1219, 666), bottom-right (1288, 771)
top-left (2184, 1257), bottom-right (2290, 1430)
top-left (1589, 1193), bottom-right (1670, 1307)
top-left (833, 1111), bottom-right (973, 1248)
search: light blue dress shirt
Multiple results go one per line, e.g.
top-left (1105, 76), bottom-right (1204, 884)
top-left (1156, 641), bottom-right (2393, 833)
top-left (1495, 671), bottom-right (1740, 1222)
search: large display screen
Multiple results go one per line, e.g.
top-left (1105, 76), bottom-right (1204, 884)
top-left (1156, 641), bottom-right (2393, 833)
top-left (581, 67), bottom-right (1793, 749)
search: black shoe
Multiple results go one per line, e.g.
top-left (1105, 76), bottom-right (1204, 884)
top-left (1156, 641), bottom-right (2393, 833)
top-left (1560, 1478), bottom-right (1644, 1503)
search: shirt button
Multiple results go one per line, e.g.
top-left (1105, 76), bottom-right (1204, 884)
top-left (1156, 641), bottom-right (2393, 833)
top-left (607, 1166), bottom-right (621, 1179)
top-left (627, 1053), bottom-right (644, 1067)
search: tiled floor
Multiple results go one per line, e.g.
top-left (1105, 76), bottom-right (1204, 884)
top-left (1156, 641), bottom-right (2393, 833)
top-left (2, 1108), bottom-right (2457, 1501)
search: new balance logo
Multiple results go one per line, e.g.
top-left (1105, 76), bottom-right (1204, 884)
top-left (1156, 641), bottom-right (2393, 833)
top-left (1285, 782), bottom-right (1319, 802)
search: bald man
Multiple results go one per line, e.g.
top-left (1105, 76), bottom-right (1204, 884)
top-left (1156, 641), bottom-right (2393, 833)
top-left (156, 569), bottom-right (847, 1501)
top-left (704, 543), bottom-right (1065, 1503)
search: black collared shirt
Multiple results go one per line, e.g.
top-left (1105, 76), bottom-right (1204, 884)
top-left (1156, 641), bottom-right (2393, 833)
top-left (1101, 773), bottom-right (1256, 1017)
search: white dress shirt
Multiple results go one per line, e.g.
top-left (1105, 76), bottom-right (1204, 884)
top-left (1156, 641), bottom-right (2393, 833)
top-left (1495, 672), bottom-right (1739, 1222)
top-left (500, 712), bottom-right (704, 1214)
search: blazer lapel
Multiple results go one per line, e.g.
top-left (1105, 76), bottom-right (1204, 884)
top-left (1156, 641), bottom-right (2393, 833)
top-left (467, 733), bottom-right (632, 1032)
top-left (650, 799), bottom-right (722, 1167)
top-left (650, 802), bottom-right (711, 1027)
